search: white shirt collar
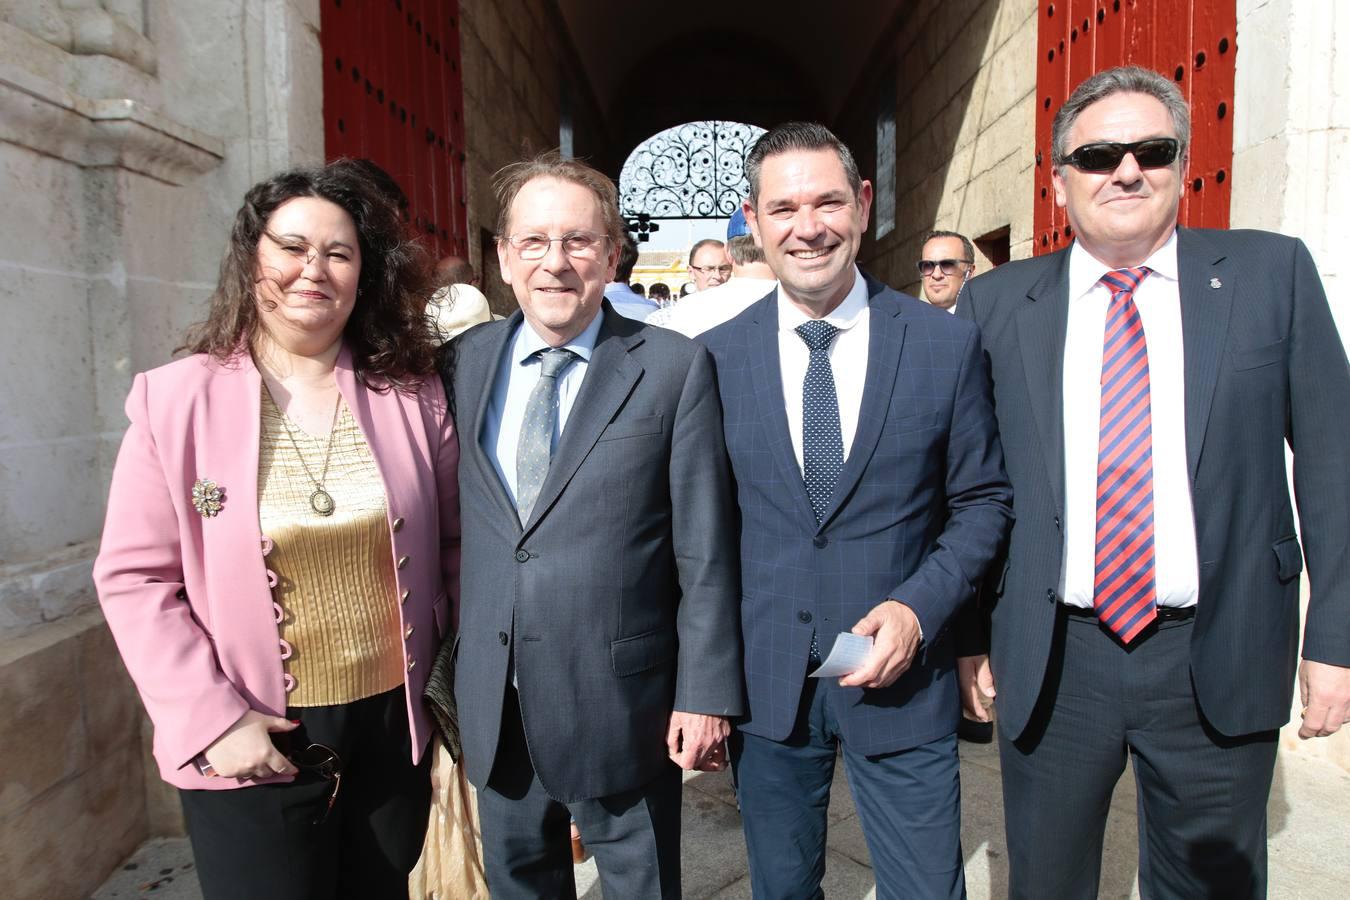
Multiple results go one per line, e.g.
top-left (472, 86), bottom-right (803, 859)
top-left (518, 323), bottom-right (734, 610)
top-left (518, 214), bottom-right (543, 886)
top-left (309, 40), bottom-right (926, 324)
top-left (777, 266), bottom-right (870, 333)
top-left (1068, 228), bottom-right (1179, 301)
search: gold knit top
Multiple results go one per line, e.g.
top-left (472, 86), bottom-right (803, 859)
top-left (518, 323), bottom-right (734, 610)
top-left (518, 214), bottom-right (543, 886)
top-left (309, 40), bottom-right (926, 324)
top-left (258, 388), bottom-right (404, 707)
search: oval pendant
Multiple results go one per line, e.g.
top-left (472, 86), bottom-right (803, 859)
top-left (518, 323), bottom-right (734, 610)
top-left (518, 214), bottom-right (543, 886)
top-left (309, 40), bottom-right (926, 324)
top-left (310, 489), bottom-right (335, 516)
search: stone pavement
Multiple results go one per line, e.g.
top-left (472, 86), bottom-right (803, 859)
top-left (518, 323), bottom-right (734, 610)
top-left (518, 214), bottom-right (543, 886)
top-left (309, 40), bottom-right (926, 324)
top-left (94, 741), bottom-right (1350, 899)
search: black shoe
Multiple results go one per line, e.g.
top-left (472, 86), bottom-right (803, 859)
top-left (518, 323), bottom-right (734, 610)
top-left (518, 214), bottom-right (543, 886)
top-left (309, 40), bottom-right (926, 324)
top-left (958, 716), bottom-right (993, 744)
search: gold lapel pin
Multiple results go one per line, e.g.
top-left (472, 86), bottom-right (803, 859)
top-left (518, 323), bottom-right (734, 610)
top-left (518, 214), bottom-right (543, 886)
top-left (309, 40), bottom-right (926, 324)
top-left (192, 479), bottom-right (226, 518)
top-left (1209, 277), bottom-right (1222, 289)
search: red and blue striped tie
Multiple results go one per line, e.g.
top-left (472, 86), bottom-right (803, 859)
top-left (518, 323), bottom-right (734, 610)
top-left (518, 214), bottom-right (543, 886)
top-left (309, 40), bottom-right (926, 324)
top-left (1094, 267), bottom-right (1156, 643)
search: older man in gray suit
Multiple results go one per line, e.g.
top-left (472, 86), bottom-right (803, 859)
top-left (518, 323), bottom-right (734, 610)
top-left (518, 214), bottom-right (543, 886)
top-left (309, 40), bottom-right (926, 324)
top-left (440, 152), bottom-right (742, 899)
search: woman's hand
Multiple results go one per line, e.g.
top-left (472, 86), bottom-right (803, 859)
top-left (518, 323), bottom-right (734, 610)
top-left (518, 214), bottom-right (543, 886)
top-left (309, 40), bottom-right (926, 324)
top-left (201, 710), bottom-right (300, 779)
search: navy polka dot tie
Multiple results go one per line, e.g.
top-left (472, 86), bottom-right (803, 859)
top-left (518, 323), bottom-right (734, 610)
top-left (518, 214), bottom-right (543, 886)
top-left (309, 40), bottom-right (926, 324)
top-left (516, 348), bottom-right (576, 523)
top-left (795, 320), bottom-right (845, 525)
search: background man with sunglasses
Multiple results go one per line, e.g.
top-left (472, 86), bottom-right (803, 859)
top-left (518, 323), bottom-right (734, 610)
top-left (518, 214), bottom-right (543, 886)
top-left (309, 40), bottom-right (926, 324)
top-left (958, 65), bottom-right (1350, 898)
top-left (917, 230), bottom-right (976, 312)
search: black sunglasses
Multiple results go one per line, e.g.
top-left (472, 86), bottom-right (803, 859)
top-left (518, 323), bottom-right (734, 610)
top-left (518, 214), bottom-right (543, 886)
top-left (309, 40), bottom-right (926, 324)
top-left (1062, 138), bottom-right (1180, 173)
top-left (917, 258), bottom-right (973, 277)
top-left (289, 742), bottom-right (343, 824)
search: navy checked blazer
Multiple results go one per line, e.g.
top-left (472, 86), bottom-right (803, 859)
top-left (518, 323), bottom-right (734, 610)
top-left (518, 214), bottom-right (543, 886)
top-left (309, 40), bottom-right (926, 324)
top-left (699, 273), bottom-right (1013, 755)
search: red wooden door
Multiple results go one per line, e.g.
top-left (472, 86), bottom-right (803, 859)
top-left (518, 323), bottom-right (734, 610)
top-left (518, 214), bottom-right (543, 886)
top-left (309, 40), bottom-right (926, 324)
top-left (321, 0), bottom-right (468, 259)
top-left (1034, 0), bottom-right (1235, 255)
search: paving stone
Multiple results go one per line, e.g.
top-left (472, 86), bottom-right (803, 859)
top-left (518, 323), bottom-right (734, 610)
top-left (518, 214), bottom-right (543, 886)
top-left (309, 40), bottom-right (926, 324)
top-left (92, 837), bottom-right (200, 900)
top-left (93, 744), bottom-right (1350, 900)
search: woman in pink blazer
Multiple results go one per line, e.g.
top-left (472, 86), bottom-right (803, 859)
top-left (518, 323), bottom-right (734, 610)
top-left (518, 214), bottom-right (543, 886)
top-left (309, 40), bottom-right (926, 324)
top-left (93, 162), bottom-right (459, 898)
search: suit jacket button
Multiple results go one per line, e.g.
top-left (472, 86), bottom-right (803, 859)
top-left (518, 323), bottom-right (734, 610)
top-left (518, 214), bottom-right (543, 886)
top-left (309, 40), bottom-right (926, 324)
top-left (407, 656), bottom-right (416, 671)
top-left (812, 536), bottom-right (828, 548)
top-left (515, 549), bottom-right (530, 562)
top-left (404, 624), bottom-right (414, 640)
top-left (401, 589), bottom-right (410, 605)
top-left (1046, 588), bottom-right (1057, 602)
top-left (498, 631), bottom-right (509, 645)
top-left (798, 610), bottom-right (813, 623)
top-left (397, 555), bottom-right (410, 570)
top-left (392, 517), bottom-right (405, 532)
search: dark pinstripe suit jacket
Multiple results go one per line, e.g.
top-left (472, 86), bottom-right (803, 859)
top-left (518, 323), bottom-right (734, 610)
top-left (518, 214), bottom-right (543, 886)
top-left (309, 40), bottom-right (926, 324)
top-left (446, 304), bottom-right (743, 804)
top-left (699, 275), bottom-right (1013, 755)
top-left (960, 228), bottom-right (1350, 740)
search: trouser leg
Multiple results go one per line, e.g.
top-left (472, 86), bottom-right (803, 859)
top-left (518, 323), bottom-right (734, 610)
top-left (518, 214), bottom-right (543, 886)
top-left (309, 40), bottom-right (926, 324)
top-left (1001, 613), bottom-right (1130, 900)
top-left (569, 765), bottom-right (683, 899)
top-left (475, 687), bottom-right (576, 899)
top-left (1121, 618), bottom-right (1278, 900)
top-left (730, 678), bottom-right (835, 900)
top-left (842, 733), bottom-right (965, 900)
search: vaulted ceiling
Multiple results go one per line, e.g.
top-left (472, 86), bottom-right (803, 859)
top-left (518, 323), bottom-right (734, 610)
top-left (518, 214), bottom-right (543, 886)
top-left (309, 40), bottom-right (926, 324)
top-left (553, 0), bottom-right (908, 170)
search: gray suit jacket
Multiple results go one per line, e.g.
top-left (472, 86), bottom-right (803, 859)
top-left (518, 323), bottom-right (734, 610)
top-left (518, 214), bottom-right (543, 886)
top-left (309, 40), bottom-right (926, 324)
top-left (960, 228), bottom-right (1350, 740)
top-left (443, 302), bottom-right (743, 803)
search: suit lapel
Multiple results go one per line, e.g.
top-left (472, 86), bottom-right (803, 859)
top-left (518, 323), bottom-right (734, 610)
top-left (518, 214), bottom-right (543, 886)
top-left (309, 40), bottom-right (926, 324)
top-left (1176, 228), bottom-right (1233, 482)
top-left (747, 292), bottom-right (819, 527)
top-left (1018, 249), bottom-right (1072, 513)
top-left (521, 311), bottom-right (643, 534)
top-left (820, 280), bottom-right (905, 530)
top-left (468, 315), bottom-right (523, 527)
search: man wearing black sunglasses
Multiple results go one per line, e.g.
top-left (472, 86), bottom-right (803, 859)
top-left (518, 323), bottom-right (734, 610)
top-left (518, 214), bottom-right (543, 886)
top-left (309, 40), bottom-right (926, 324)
top-left (917, 230), bottom-right (976, 312)
top-left (958, 65), bottom-right (1350, 899)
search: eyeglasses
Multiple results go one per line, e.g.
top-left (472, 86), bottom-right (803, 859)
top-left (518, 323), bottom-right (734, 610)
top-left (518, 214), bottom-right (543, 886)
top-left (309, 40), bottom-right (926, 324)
top-left (1061, 138), bottom-right (1180, 173)
top-left (289, 742), bottom-right (342, 824)
top-left (504, 231), bottom-right (608, 260)
top-left (917, 259), bottom-right (973, 277)
top-left (690, 265), bottom-right (733, 277)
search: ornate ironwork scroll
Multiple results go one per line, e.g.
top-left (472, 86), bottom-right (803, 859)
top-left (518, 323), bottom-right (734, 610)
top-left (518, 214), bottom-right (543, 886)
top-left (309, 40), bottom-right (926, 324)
top-left (620, 121), bottom-right (766, 220)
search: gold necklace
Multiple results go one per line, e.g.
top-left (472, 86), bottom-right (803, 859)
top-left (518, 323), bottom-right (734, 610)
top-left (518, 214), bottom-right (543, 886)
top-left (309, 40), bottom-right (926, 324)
top-left (269, 386), bottom-right (342, 516)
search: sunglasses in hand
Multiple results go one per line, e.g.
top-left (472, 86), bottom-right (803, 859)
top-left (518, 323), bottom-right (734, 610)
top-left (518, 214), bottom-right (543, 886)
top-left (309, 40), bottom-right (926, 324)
top-left (1060, 137), bottom-right (1180, 173)
top-left (288, 741), bottom-right (343, 825)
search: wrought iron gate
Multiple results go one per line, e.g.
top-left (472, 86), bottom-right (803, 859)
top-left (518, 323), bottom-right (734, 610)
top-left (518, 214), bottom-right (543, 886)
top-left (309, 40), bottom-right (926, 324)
top-left (619, 121), bottom-right (767, 221)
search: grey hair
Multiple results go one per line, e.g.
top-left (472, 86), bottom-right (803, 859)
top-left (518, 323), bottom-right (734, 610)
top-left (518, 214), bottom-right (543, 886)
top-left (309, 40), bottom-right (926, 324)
top-left (1051, 66), bottom-right (1191, 169)
top-left (726, 234), bottom-right (764, 265)
top-left (493, 151), bottom-right (625, 247)
top-left (923, 230), bottom-right (975, 263)
top-left (746, 122), bottom-right (863, 205)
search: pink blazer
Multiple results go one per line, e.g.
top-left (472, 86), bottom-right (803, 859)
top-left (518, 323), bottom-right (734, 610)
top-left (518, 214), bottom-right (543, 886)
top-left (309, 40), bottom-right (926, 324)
top-left (93, 348), bottom-right (460, 790)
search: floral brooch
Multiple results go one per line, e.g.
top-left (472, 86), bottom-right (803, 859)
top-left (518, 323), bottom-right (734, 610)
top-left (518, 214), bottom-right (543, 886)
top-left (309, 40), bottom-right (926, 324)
top-left (192, 479), bottom-right (226, 518)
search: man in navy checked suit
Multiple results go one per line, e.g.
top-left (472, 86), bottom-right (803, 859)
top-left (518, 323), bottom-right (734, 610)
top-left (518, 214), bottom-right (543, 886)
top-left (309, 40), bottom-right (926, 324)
top-left (699, 122), bottom-right (1012, 899)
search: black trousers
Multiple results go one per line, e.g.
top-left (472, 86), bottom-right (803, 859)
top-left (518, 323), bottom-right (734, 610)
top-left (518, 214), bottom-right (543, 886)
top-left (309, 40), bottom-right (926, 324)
top-left (1000, 610), bottom-right (1278, 900)
top-left (475, 686), bottom-right (683, 899)
top-left (180, 686), bottom-right (431, 900)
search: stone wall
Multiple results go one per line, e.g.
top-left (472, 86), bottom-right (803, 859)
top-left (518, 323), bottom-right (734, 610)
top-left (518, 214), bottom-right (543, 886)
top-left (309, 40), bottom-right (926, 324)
top-left (1232, 0), bottom-right (1350, 771)
top-left (840, 0), bottom-right (1038, 294)
top-left (458, 0), bottom-right (605, 315)
top-left (0, 2), bottom-right (324, 896)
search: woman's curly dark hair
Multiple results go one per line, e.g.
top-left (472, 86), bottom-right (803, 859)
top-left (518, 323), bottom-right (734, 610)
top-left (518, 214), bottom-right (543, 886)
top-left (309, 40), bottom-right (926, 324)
top-left (180, 160), bottom-right (436, 390)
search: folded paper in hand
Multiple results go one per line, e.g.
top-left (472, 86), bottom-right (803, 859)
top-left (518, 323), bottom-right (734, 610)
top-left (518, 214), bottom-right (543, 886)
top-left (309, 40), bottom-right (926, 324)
top-left (808, 633), bottom-right (874, 678)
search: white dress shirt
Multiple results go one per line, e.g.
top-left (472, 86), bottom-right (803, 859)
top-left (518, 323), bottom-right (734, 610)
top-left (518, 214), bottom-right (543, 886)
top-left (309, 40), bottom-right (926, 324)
top-left (1060, 232), bottom-right (1199, 609)
top-left (778, 267), bottom-right (870, 473)
top-left (648, 277), bottom-right (778, 337)
top-left (482, 311), bottom-right (604, 505)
